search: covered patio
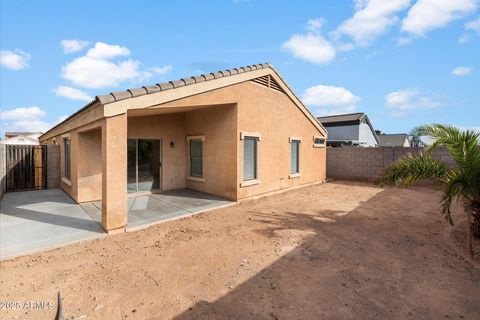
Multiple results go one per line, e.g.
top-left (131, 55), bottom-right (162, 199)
top-left (0, 188), bottom-right (234, 259)
top-left (68, 101), bottom-right (238, 233)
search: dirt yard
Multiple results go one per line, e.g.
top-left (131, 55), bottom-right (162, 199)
top-left (1, 181), bottom-right (479, 320)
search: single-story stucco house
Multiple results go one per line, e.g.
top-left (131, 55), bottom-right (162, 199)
top-left (39, 63), bottom-right (327, 233)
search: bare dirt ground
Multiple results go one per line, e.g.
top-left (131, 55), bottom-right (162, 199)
top-left (1, 181), bottom-right (479, 320)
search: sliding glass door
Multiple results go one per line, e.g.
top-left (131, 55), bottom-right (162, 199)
top-left (127, 139), bottom-right (161, 193)
top-left (127, 140), bottom-right (138, 193)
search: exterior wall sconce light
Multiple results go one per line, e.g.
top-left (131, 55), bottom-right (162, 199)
top-left (170, 141), bottom-right (175, 148)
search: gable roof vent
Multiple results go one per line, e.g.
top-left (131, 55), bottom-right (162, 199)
top-left (251, 75), bottom-right (285, 94)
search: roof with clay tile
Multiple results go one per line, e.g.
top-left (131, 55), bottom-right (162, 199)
top-left (96, 63), bottom-right (272, 104)
top-left (40, 63), bottom-right (327, 138)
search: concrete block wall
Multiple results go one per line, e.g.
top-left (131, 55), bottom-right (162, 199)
top-left (327, 146), bottom-right (455, 182)
top-left (46, 145), bottom-right (60, 189)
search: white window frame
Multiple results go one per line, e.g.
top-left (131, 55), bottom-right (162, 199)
top-left (62, 133), bottom-right (72, 184)
top-left (289, 137), bottom-right (301, 179)
top-left (240, 131), bottom-right (261, 187)
top-left (313, 135), bottom-right (326, 148)
top-left (186, 135), bottom-right (205, 182)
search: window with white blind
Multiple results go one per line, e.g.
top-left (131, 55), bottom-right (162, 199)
top-left (243, 137), bottom-right (258, 181)
top-left (290, 140), bottom-right (300, 174)
top-left (313, 136), bottom-right (326, 147)
top-left (63, 137), bottom-right (71, 180)
top-left (189, 139), bottom-right (203, 177)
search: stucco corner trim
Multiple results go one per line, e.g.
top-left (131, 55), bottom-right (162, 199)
top-left (186, 135), bottom-right (205, 142)
top-left (240, 179), bottom-right (261, 187)
top-left (240, 131), bottom-right (261, 141)
top-left (289, 136), bottom-right (302, 143)
top-left (62, 177), bottom-right (72, 186)
top-left (289, 173), bottom-right (301, 179)
top-left (187, 176), bottom-right (205, 183)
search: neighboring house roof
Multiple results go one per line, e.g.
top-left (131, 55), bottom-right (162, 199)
top-left (316, 112), bottom-right (379, 144)
top-left (1, 135), bottom-right (39, 145)
top-left (5, 131), bottom-right (43, 138)
top-left (41, 63), bottom-right (327, 140)
top-left (316, 112), bottom-right (365, 124)
top-left (378, 133), bottom-right (409, 147)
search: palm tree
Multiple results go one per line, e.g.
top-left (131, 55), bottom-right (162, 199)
top-left (377, 124), bottom-right (480, 257)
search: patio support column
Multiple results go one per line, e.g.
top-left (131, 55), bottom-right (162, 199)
top-left (101, 113), bottom-right (127, 232)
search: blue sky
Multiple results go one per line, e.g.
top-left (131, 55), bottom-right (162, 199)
top-left (1, 0), bottom-right (479, 136)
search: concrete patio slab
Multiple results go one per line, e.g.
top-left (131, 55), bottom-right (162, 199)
top-left (128, 189), bottom-right (234, 230)
top-left (81, 189), bottom-right (235, 231)
top-left (149, 189), bottom-right (233, 212)
top-left (0, 189), bottom-right (234, 259)
top-left (0, 189), bottom-right (106, 260)
top-left (127, 195), bottom-right (190, 230)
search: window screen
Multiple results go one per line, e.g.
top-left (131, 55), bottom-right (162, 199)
top-left (190, 139), bottom-right (203, 177)
top-left (314, 137), bottom-right (325, 145)
top-left (64, 138), bottom-right (71, 180)
top-left (243, 137), bottom-right (257, 181)
top-left (290, 140), bottom-right (300, 174)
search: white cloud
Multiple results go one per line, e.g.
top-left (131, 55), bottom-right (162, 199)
top-left (336, 42), bottom-right (355, 51)
top-left (61, 41), bottom-right (171, 89)
top-left (452, 66), bottom-right (472, 77)
top-left (283, 33), bottom-right (336, 65)
top-left (307, 18), bottom-right (325, 32)
top-left (54, 86), bottom-right (93, 101)
top-left (150, 65), bottom-right (173, 75)
top-left (0, 106), bottom-right (46, 120)
top-left (402, 0), bottom-right (478, 36)
top-left (385, 89), bottom-right (441, 117)
top-left (385, 89), bottom-right (418, 110)
top-left (334, 0), bottom-right (411, 46)
top-left (0, 106), bottom-right (51, 132)
top-left (0, 49), bottom-right (31, 70)
top-left (60, 39), bottom-right (90, 54)
top-left (458, 17), bottom-right (480, 42)
top-left (303, 84), bottom-right (361, 115)
top-left (397, 37), bottom-right (413, 45)
top-left (0, 107), bottom-right (69, 133)
top-left (465, 16), bottom-right (480, 33)
top-left (458, 34), bottom-right (471, 43)
top-left (86, 42), bottom-right (130, 59)
top-left (62, 56), bottom-right (144, 89)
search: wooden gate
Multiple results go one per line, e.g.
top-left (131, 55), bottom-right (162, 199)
top-left (6, 145), bottom-right (47, 192)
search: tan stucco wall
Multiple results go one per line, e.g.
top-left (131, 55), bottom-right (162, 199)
top-left (44, 120), bottom-right (103, 203)
top-left (184, 104), bottom-right (237, 199)
top-left (102, 114), bottom-right (127, 231)
top-left (156, 80), bottom-right (326, 200)
top-left (235, 82), bottom-right (326, 199)
top-left (77, 128), bottom-right (102, 202)
top-left (127, 113), bottom-right (187, 191)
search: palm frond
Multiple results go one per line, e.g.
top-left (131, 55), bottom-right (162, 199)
top-left (376, 153), bottom-right (449, 187)
top-left (440, 166), bottom-right (480, 225)
top-left (413, 124), bottom-right (480, 169)
top-left (440, 169), bottom-right (465, 225)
